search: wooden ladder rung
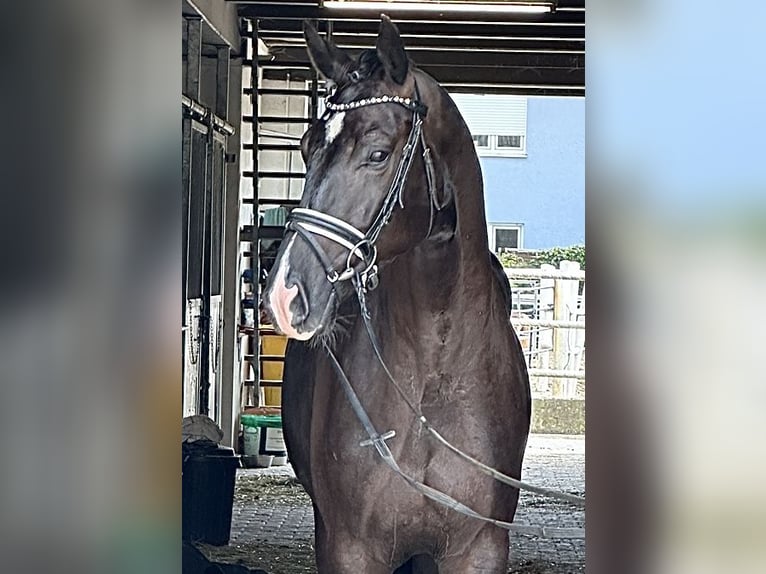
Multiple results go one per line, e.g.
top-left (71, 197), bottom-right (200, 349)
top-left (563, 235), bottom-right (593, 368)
top-left (244, 354), bottom-right (285, 362)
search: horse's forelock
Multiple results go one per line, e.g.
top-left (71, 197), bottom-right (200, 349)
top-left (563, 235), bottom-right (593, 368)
top-left (331, 50), bottom-right (384, 103)
top-left (356, 50), bottom-right (382, 77)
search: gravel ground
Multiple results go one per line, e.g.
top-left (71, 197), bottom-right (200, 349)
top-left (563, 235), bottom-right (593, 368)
top-left (199, 434), bottom-right (584, 573)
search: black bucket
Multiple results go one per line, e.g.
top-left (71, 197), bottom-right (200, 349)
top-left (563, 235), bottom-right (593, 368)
top-left (182, 441), bottom-right (241, 546)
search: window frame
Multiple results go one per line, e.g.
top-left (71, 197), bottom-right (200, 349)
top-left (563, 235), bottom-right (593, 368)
top-left (472, 134), bottom-right (490, 151)
top-left (473, 134), bottom-right (527, 158)
top-left (488, 222), bottom-right (525, 252)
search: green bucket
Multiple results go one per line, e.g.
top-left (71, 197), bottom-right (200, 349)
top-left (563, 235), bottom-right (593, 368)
top-left (241, 414), bottom-right (286, 467)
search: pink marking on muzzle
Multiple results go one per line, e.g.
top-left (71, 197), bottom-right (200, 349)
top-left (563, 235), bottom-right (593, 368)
top-left (267, 238), bottom-right (315, 341)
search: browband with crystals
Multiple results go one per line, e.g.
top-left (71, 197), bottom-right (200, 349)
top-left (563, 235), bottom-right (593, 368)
top-left (325, 94), bottom-right (428, 117)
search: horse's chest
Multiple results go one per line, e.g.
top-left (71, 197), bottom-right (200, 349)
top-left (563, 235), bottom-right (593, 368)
top-left (309, 360), bottom-right (475, 492)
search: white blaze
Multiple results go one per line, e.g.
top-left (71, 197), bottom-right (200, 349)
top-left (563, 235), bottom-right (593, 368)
top-left (325, 112), bottom-right (346, 145)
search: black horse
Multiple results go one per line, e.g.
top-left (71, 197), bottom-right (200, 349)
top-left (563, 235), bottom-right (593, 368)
top-left (263, 17), bottom-right (530, 573)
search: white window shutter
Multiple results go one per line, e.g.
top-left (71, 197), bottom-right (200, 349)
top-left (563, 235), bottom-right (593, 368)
top-left (450, 94), bottom-right (527, 137)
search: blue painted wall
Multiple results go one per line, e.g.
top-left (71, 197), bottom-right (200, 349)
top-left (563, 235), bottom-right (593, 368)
top-left (479, 97), bottom-right (584, 249)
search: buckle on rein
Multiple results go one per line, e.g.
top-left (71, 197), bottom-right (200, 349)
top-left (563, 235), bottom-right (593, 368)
top-left (326, 238), bottom-right (380, 292)
top-left (362, 265), bottom-right (379, 291)
top-left (360, 429), bottom-right (396, 448)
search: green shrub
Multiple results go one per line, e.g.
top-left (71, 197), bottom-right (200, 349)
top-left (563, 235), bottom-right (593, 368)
top-left (497, 251), bottom-right (532, 268)
top-left (535, 245), bottom-right (585, 270)
top-left (497, 245), bottom-right (585, 270)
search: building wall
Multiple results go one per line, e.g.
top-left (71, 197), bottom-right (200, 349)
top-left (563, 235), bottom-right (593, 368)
top-left (480, 97), bottom-right (585, 250)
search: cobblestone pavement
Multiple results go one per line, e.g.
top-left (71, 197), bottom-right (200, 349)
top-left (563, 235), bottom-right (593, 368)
top-left (203, 434), bottom-right (584, 574)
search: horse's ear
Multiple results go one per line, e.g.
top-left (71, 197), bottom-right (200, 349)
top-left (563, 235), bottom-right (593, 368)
top-left (376, 15), bottom-right (409, 85)
top-left (303, 21), bottom-right (352, 83)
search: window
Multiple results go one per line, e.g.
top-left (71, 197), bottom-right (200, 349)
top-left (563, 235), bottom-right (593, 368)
top-left (451, 94), bottom-right (528, 158)
top-left (489, 223), bottom-right (524, 252)
top-left (496, 227), bottom-right (519, 250)
top-left (472, 134), bottom-right (489, 149)
top-left (497, 135), bottom-right (523, 150)
top-left (470, 134), bottom-right (526, 157)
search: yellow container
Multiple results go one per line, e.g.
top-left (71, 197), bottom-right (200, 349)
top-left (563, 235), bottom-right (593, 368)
top-left (262, 334), bottom-right (287, 406)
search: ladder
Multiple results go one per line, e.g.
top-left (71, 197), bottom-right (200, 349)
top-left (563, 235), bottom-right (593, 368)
top-left (238, 18), bottom-right (324, 408)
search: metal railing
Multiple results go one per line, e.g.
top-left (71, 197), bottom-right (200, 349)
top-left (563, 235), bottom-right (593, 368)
top-left (507, 261), bottom-right (585, 398)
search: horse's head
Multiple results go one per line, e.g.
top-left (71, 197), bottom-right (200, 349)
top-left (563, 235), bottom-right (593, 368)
top-left (263, 16), bottom-right (443, 341)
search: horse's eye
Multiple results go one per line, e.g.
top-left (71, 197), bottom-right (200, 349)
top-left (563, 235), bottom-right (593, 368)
top-left (369, 150), bottom-right (389, 163)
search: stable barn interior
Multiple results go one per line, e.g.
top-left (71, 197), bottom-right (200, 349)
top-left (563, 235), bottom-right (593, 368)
top-left (181, 2), bottom-right (584, 572)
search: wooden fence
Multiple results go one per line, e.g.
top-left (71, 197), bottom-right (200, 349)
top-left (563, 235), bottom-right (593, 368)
top-left (506, 261), bottom-right (585, 400)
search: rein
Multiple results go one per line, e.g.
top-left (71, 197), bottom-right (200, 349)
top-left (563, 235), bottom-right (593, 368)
top-left (285, 80), bottom-right (585, 537)
top-left (323, 273), bottom-right (585, 539)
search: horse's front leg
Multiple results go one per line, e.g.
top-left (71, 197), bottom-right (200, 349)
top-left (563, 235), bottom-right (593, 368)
top-left (313, 511), bottom-right (393, 574)
top-left (437, 525), bottom-right (510, 574)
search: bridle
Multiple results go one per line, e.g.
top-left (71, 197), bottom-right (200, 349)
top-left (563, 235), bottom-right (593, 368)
top-left (279, 76), bottom-right (585, 536)
top-left (285, 79), bottom-right (437, 295)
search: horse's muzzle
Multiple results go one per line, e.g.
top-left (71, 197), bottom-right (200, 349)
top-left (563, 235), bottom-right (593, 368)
top-left (263, 270), bottom-right (316, 340)
top-left (263, 235), bottom-right (342, 340)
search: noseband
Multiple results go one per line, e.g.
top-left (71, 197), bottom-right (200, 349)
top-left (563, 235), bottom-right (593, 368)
top-left (285, 81), bottom-right (437, 293)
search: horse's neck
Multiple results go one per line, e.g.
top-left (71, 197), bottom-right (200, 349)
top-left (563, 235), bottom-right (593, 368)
top-left (367, 73), bottom-right (497, 351)
top-left (419, 69), bottom-right (491, 267)
top-left (374, 228), bottom-right (492, 345)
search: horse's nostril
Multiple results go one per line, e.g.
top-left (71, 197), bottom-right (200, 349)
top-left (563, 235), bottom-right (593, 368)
top-left (290, 280), bottom-right (311, 325)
